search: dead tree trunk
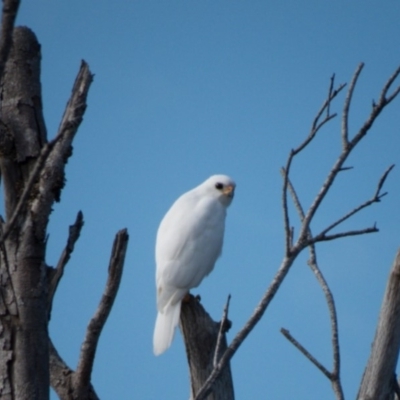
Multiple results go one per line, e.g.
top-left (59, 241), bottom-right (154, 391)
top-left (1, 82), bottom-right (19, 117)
top-left (180, 295), bottom-right (234, 400)
top-left (357, 250), bottom-right (400, 400)
top-left (0, 26), bottom-right (49, 400)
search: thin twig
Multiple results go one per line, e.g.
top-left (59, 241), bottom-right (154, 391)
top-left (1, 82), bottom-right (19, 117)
top-left (342, 63), bottom-right (364, 148)
top-left (307, 245), bottom-right (344, 400)
top-left (213, 294), bottom-right (231, 368)
top-left (311, 165), bottom-right (393, 242)
top-left (351, 67), bottom-right (400, 151)
top-left (379, 65), bottom-right (400, 105)
top-left (47, 211), bottom-right (84, 316)
top-left (312, 226), bottom-right (378, 243)
top-left (374, 164), bottom-right (395, 199)
top-left (0, 0), bottom-right (20, 80)
top-left (327, 74), bottom-right (335, 117)
top-left (75, 229), bottom-right (128, 390)
top-left (281, 167), bottom-right (305, 221)
top-left (281, 328), bottom-right (332, 379)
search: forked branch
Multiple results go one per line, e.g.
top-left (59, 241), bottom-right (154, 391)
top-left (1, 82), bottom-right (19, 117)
top-left (281, 174), bottom-right (344, 399)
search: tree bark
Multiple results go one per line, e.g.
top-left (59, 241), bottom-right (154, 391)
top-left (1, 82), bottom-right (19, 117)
top-left (180, 295), bottom-right (234, 400)
top-left (357, 250), bottom-right (400, 400)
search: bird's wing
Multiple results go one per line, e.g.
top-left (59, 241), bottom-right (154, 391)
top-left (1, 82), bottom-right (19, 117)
top-left (155, 192), bottom-right (226, 309)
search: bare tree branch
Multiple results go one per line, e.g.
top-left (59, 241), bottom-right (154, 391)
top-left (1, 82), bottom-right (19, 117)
top-left (311, 226), bottom-right (379, 243)
top-left (378, 64), bottom-right (400, 105)
top-left (374, 164), bottom-right (395, 199)
top-left (307, 246), bottom-right (344, 400)
top-left (47, 211), bottom-right (84, 315)
top-left (0, 0), bottom-right (20, 80)
top-left (74, 229), bottom-right (129, 394)
top-left (311, 165), bottom-right (394, 243)
top-left (281, 328), bottom-right (332, 379)
top-left (326, 74), bottom-right (335, 117)
top-left (299, 64), bottom-right (400, 246)
top-left (342, 63), bottom-right (364, 148)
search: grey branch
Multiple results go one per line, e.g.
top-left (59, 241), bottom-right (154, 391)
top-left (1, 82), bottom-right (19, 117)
top-left (312, 165), bottom-right (394, 243)
top-left (307, 246), bottom-right (344, 400)
top-left (213, 294), bottom-right (231, 368)
top-left (342, 63), bottom-right (364, 148)
top-left (281, 328), bottom-right (332, 379)
top-left (74, 229), bottom-right (129, 394)
top-left (47, 211), bottom-right (84, 316)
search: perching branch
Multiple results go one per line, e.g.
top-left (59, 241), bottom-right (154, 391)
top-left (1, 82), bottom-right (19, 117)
top-left (73, 229), bottom-right (129, 395)
top-left (193, 63), bottom-right (400, 400)
top-left (181, 295), bottom-right (235, 400)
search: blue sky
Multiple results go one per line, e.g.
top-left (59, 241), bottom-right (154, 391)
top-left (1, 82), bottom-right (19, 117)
top-left (15, 1), bottom-right (400, 399)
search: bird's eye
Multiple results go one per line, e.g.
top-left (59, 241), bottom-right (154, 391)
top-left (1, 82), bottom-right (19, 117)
top-left (215, 182), bottom-right (223, 190)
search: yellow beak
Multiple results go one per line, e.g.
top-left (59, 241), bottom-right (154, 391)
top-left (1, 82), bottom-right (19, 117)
top-left (222, 185), bottom-right (235, 198)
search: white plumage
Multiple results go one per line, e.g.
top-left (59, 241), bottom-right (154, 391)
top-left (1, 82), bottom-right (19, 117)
top-left (153, 174), bottom-right (235, 356)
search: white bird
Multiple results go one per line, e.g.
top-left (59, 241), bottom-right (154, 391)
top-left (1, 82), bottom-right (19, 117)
top-left (153, 174), bottom-right (235, 356)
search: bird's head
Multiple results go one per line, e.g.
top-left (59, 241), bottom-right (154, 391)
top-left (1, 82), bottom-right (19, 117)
top-left (202, 174), bottom-right (236, 207)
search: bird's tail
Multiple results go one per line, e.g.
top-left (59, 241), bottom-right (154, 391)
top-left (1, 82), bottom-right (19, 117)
top-left (153, 300), bottom-right (182, 356)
